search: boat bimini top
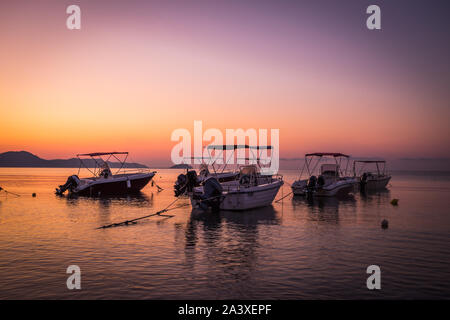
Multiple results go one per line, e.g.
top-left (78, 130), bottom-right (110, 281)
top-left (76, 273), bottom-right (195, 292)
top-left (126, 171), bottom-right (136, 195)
top-left (299, 152), bottom-right (352, 179)
top-left (205, 144), bottom-right (275, 174)
top-left (76, 152), bottom-right (129, 177)
top-left (352, 160), bottom-right (388, 177)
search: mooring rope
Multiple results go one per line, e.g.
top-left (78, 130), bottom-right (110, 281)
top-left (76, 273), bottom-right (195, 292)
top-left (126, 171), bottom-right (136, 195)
top-left (0, 187), bottom-right (21, 197)
top-left (283, 180), bottom-right (293, 187)
top-left (96, 194), bottom-right (222, 229)
top-left (151, 180), bottom-right (164, 191)
top-left (275, 191), bottom-right (293, 203)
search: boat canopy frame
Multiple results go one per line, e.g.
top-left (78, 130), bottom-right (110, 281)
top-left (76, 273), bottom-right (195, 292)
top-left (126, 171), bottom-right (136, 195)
top-left (298, 153), bottom-right (352, 180)
top-left (208, 144), bottom-right (274, 174)
top-left (352, 160), bottom-right (388, 177)
top-left (76, 152), bottom-right (131, 177)
top-left (207, 145), bottom-right (272, 150)
top-left (184, 145), bottom-right (274, 175)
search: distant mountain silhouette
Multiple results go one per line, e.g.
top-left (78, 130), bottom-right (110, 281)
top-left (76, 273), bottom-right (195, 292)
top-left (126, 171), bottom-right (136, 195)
top-left (0, 151), bottom-right (148, 168)
top-left (169, 164), bottom-right (193, 169)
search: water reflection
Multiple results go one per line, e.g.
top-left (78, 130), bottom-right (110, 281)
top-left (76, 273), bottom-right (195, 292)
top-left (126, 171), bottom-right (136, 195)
top-left (57, 192), bottom-right (154, 227)
top-left (221, 206), bottom-right (280, 227)
top-left (292, 194), bottom-right (357, 224)
top-left (59, 192), bottom-right (154, 208)
top-left (183, 206), bottom-right (280, 292)
top-left (186, 206), bottom-right (279, 245)
top-left (359, 188), bottom-right (391, 206)
top-left (292, 194), bottom-right (356, 210)
top-left (2, 168), bottom-right (450, 299)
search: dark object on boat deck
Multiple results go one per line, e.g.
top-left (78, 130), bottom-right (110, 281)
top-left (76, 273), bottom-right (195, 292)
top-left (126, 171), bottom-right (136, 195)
top-left (305, 175), bottom-right (317, 195)
top-left (317, 175), bottom-right (325, 187)
top-left (239, 174), bottom-right (251, 186)
top-left (186, 170), bottom-right (199, 192)
top-left (381, 219), bottom-right (389, 229)
top-left (32, 193), bottom-right (36, 197)
top-left (360, 172), bottom-right (368, 190)
top-left (390, 199), bottom-right (399, 206)
top-left (198, 177), bottom-right (223, 211)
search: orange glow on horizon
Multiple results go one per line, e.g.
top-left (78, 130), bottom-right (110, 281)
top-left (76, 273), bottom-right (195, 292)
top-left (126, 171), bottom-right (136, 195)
top-left (1, 1), bottom-right (449, 165)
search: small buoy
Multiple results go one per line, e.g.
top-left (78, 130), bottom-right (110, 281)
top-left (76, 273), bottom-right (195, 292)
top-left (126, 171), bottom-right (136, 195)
top-left (390, 199), bottom-right (399, 206)
top-left (32, 193), bottom-right (36, 197)
top-left (381, 219), bottom-right (389, 229)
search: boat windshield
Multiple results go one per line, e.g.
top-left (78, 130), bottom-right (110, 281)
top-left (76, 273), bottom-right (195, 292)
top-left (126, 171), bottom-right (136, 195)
top-left (320, 164), bottom-right (339, 176)
top-left (353, 160), bottom-right (387, 177)
top-left (240, 165), bottom-right (258, 176)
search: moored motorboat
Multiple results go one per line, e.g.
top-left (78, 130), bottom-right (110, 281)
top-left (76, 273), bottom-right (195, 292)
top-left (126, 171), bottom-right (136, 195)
top-left (55, 152), bottom-right (155, 196)
top-left (291, 153), bottom-right (357, 197)
top-left (179, 144), bottom-right (283, 211)
top-left (353, 160), bottom-right (391, 191)
top-left (190, 164), bottom-right (283, 211)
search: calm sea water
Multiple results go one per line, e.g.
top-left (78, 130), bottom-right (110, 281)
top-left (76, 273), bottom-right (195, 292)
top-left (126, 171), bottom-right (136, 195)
top-left (0, 168), bottom-right (449, 299)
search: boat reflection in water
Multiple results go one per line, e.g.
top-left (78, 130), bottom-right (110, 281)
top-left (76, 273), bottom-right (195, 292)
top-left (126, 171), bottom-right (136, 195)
top-left (292, 194), bottom-right (357, 224)
top-left (59, 191), bottom-right (154, 228)
top-left (359, 188), bottom-right (391, 208)
top-left (181, 206), bottom-right (280, 291)
top-left (61, 191), bottom-right (153, 207)
top-left (292, 194), bottom-right (356, 211)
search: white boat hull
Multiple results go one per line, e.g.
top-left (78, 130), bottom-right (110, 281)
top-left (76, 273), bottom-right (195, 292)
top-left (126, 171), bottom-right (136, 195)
top-left (291, 178), bottom-right (357, 197)
top-left (361, 176), bottom-right (391, 190)
top-left (313, 178), bottom-right (357, 197)
top-left (191, 179), bottom-right (283, 211)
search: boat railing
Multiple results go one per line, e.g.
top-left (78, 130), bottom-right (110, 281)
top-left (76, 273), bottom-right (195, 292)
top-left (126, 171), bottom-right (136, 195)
top-left (114, 167), bottom-right (155, 175)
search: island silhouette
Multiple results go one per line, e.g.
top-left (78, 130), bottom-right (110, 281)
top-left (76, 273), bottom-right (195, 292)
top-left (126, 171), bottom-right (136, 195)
top-left (0, 151), bottom-right (147, 168)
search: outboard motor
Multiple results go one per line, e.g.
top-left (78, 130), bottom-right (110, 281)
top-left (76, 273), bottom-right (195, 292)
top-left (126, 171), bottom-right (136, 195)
top-left (56, 175), bottom-right (80, 195)
top-left (317, 175), bottom-right (325, 188)
top-left (174, 170), bottom-right (199, 197)
top-left (174, 173), bottom-right (188, 197)
top-left (305, 175), bottom-right (317, 197)
top-left (198, 177), bottom-right (223, 211)
top-left (307, 175), bottom-right (317, 190)
top-left (360, 172), bottom-right (368, 191)
top-left (186, 170), bottom-right (199, 192)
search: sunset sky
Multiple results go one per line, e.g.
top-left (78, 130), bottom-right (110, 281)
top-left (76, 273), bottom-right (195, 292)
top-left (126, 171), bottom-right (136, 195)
top-left (0, 0), bottom-right (449, 167)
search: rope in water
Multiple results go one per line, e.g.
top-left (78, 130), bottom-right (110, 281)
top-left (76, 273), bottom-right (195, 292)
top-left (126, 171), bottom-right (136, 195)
top-left (97, 197), bottom-right (182, 229)
top-left (96, 194), bottom-right (222, 229)
top-left (0, 186), bottom-right (21, 197)
top-left (273, 179), bottom-right (295, 203)
top-left (275, 191), bottom-right (293, 203)
top-left (151, 179), bottom-right (164, 191)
